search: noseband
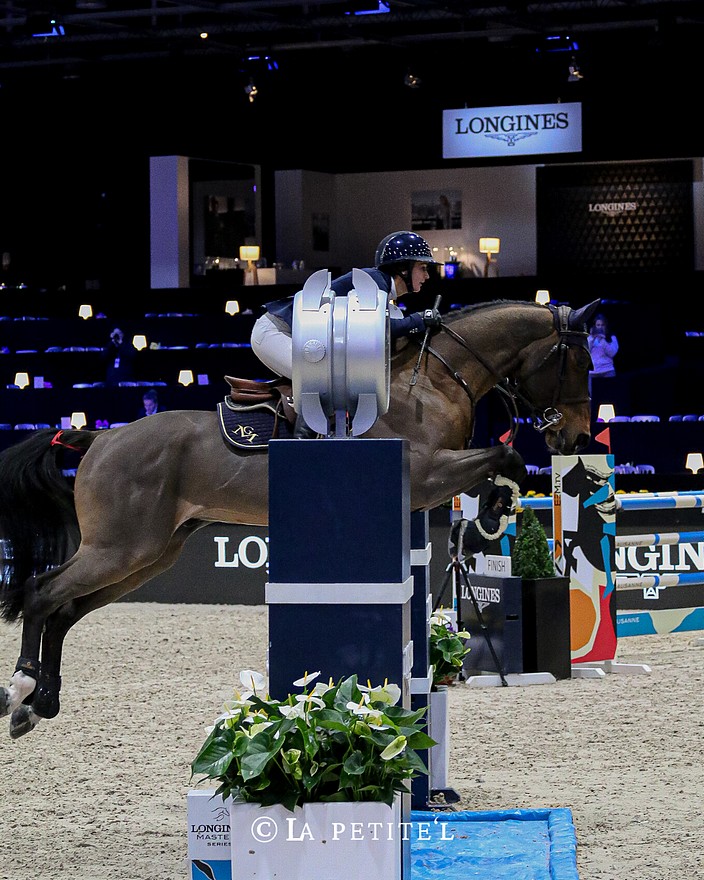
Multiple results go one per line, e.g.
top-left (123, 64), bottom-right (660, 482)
top-left (417, 303), bottom-right (590, 444)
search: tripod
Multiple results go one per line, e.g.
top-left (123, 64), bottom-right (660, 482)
top-left (434, 556), bottom-right (508, 687)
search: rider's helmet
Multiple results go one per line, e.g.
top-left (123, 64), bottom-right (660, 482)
top-left (374, 231), bottom-right (442, 269)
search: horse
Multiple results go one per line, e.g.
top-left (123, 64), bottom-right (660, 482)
top-left (0, 298), bottom-right (598, 738)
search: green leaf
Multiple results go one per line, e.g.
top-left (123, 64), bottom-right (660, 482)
top-left (241, 738), bottom-right (281, 781)
top-left (191, 736), bottom-right (237, 778)
top-left (342, 750), bottom-right (366, 775)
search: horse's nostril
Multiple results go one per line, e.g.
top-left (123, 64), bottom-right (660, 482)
top-left (575, 433), bottom-right (590, 452)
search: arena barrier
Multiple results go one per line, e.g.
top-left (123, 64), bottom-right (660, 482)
top-left (521, 478), bottom-right (704, 641)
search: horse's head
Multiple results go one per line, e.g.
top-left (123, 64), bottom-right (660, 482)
top-left (514, 299), bottom-right (600, 454)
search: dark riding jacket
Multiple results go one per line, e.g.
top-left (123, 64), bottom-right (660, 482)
top-left (263, 267), bottom-right (426, 339)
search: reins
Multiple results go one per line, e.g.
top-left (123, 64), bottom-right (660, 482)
top-left (414, 303), bottom-right (590, 444)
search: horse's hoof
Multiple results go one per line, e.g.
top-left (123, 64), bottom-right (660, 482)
top-left (9, 705), bottom-right (37, 739)
top-left (0, 688), bottom-right (10, 718)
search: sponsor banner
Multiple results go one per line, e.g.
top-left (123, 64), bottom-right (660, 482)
top-left (443, 102), bottom-right (581, 159)
top-left (188, 790), bottom-right (232, 880)
top-left (615, 541), bottom-right (704, 575)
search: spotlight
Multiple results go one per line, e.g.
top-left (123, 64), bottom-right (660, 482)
top-left (568, 56), bottom-right (583, 82)
top-left (245, 79), bottom-right (258, 103)
top-left (404, 70), bottom-right (421, 89)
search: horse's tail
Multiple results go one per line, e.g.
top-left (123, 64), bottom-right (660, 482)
top-left (0, 428), bottom-right (97, 622)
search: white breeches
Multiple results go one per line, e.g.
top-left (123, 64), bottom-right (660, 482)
top-left (250, 312), bottom-right (293, 379)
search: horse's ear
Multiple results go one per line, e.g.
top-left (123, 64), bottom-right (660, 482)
top-left (569, 299), bottom-right (601, 332)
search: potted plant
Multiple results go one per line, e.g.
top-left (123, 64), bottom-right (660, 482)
top-left (190, 669), bottom-right (435, 880)
top-left (427, 609), bottom-right (470, 793)
top-left (428, 609), bottom-right (471, 688)
top-left (512, 505), bottom-right (556, 579)
top-left (512, 506), bottom-right (572, 679)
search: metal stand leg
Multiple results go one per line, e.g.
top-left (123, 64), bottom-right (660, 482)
top-left (454, 558), bottom-right (508, 687)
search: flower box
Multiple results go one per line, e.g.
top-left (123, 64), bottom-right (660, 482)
top-left (229, 795), bottom-right (408, 880)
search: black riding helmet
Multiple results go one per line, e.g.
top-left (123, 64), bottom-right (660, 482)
top-left (375, 231), bottom-right (442, 268)
top-left (374, 231), bottom-right (443, 292)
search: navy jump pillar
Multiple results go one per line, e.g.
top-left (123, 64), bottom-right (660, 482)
top-left (267, 437), bottom-right (412, 700)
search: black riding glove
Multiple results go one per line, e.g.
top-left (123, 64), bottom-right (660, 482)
top-left (422, 308), bottom-right (442, 328)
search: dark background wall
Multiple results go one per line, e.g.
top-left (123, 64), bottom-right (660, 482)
top-left (1, 27), bottom-right (704, 293)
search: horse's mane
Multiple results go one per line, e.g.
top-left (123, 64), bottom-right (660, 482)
top-left (442, 299), bottom-right (545, 326)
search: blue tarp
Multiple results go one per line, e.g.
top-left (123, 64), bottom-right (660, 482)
top-left (411, 809), bottom-right (579, 880)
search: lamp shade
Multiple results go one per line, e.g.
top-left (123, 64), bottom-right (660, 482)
top-left (239, 245), bottom-right (260, 262)
top-left (70, 411), bottom-right (87, 430)
top-left (14, 371), bottom-right (30, 388)
top-left (132, 334), bottom-right (147, 351)
top-left (597, 404), bottom-right (616, 422)
top-left (225, 299), bottom-right (240, 316)
top-left (535, 290), bottom-right (551, 305)
top-left (78, 304), bottom-right (93, 320)
top-left (178, 369), bottom-right (194, 386)
top-left (479, 237), bottom-right (500, 255)
top-left (686, 452), bottom-right (703, 473)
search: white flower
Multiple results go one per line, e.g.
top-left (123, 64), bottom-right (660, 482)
top-left (359, 681), bottom-right (401, 706)
top-left (292, 671), bottom-right (321, 687)
top-left (310, 680), bottom-right (334, 697)
top-left (239, 670), bottom-right (266, 693)
top-left (348, 704), bottom-right (388, 728)
top-left (380, 735), bottom-right (407, 760)
top-left (346, 696), bottom-right (372, 716)
top-left (245, 718), bottom-right (274, 733)
top-left (294, 693), bottom-right (325, 709)
top-left (279, 702), bottom-right (308, 719)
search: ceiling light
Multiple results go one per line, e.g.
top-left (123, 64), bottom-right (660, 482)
top-left (404, 70), bottom-right (421, 89)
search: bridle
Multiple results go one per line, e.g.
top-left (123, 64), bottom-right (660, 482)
top-left (416, 303), bottom-right (591, 445)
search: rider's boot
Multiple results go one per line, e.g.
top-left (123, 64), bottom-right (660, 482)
top-left (292, 413), bottom-right (318, 439)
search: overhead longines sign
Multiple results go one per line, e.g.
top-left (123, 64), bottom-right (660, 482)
top-left (443, 102), bottom-right (582, 159)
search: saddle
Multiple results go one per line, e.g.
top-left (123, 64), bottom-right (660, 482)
top-left (218, 376), bottom-right (297, 451)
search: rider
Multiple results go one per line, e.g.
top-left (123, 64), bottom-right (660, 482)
top-left (250, 230), bottom-right (444, 436)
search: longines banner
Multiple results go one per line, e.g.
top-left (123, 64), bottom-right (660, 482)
top-left (443, 102), bottom-right (582, 159)
top-left (536, 160), bottom-right (694, 274)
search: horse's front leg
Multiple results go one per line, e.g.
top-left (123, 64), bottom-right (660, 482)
top-left (410, 444), bottom-right (527, 512)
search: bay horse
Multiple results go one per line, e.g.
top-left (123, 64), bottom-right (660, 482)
top-left (0, 298), bottom-right (598, 738)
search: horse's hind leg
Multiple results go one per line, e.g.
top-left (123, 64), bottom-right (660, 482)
top-left (0, 572), bottom-right (49, 722)
top-left (8, 523), bottom-right (201, 739)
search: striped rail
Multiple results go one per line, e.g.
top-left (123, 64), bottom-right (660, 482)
top-left (518, 489), bottom-right (704, 637)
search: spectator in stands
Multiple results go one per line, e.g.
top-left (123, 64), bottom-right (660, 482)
top-left (588, 313), bottom-right (618, 392)
top-left (138, 388), bottom-right (161, 418)
top-left (103, 327), bottom-right (136, 387)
